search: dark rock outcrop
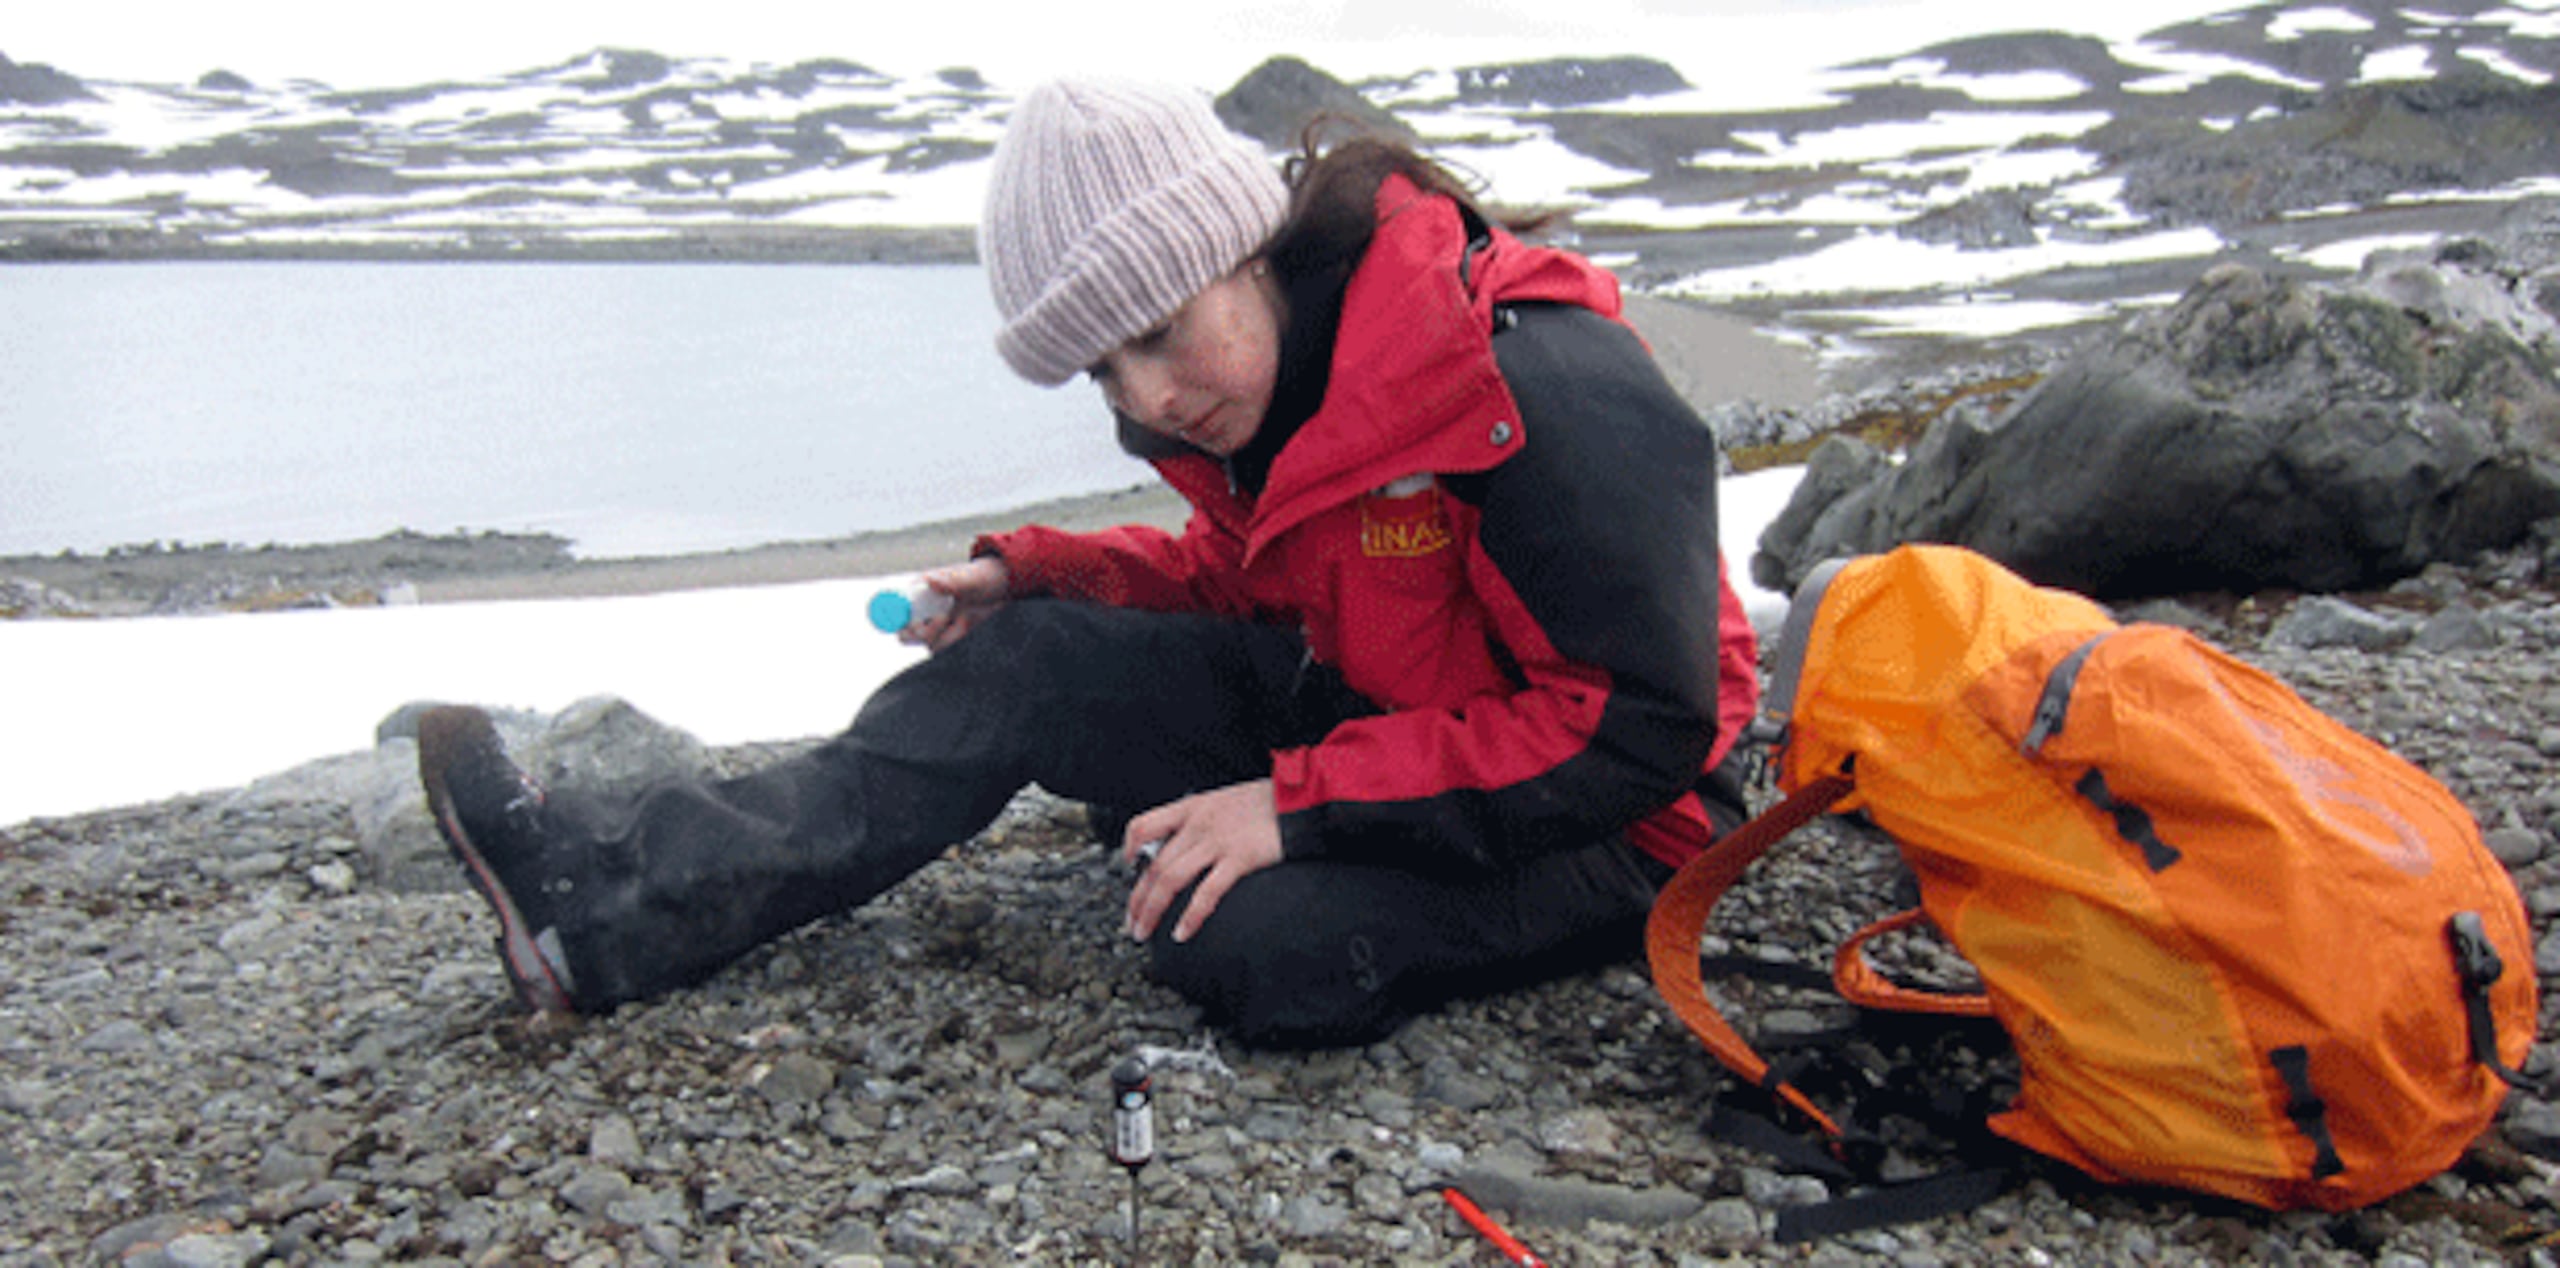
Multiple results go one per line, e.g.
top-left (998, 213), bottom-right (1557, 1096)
top-left (770, 58), bottom-right (886, 95)
top-left (2106, 74), bottom-right (2560, 228)
top-left (170, 124), bottom-right (412, 198)
top-left (1216, 56), bottom-right (1413, 150)
top-left (1755, 222), bottom-right (2560, 601)
top-left (1897, 187), bottom-right (2044, 250)
top-left (1452, 57), bottom-right (1687, 107)
top-left (566, 47), bottom-right (673, 91)
top-left (0, 52), bottom-right (94, 105)
top-left (1843, 31), bottom-right (2140, 92)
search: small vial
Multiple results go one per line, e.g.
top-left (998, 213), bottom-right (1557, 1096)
top-left (1109, 1056), bottom-right (1154, 1170)
top-left (867, 582), bottom-right (954, 634)
top-left (1109, 1055), bottom-right (1155, 1254)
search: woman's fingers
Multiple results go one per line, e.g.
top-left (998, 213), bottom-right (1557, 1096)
top-left (1168, 858), bottom-right (1239, 943)
top-left (901, 557), bottom-right (1012, 652)
top-left (1124, 835), bottom-right (1192, 943)
top-left (1121, 782), bottom-right (1281, 943)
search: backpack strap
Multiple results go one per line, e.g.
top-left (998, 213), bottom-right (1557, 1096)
top-left (1648, 772), bottom-right (1857, 1137)
top-left (2448, 911), bottom-right (2540, 1090)
top-left (1652, 771), bottom-right (2033, 1243)
top-left (1832, 909), bottom-right (1994, 1018)
top-left (1775, 1166), bottom-right (2018, 1244)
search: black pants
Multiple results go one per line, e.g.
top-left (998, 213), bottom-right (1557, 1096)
top-left (561, 598), bottom-right (1679, 1047)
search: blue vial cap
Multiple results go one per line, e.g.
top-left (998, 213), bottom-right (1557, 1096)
top-left (867, 589), bottom-right (914, 633)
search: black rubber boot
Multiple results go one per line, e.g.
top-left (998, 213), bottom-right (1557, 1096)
top-left (416, 705), bottom-right (590, 1012)
top-left (418, 705), bottom-right (991, 1013)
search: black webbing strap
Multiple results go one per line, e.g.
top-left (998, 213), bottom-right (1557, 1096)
top-left (1708, 1102), bottom-right (1859, 1182)
top-left (2268, 1046), bottom-right (2347, 1180)
top-left (1710, 1029), bottom-right (2023, 1241)
top-left (1775, 1167), bottom-right (2018, 1244)
top-left (2448, 911), bottom-right (2539, 1090)
top-left (2073, 769), bottom-right (2182, 872)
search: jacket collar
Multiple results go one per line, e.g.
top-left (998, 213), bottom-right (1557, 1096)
top-left (1151, 174), bottom-right (1626, 560)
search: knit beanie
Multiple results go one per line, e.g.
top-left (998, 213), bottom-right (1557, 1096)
top-left (979, 78), bottom-right (1290, 386)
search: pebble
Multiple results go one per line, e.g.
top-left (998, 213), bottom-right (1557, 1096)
top-left (1278, 1193), bottom-right (1350, 1237)
top-left (559, 1168), bottom-right (636, 1218)
top-left (2491, 825), bottom-right (2551, 867)
top-left (160, 1231), bottom-right (270, 1268)
top-left (1697, 1196), bottom-right (1766, 1246)
top-left (588, 1113), bottom-right (643, 1167)
top-left (2268, 595), bottom-right (2417, 651)
top-left (753, 1052), bottom-right (839, 1105)
top-left (77, 1019), bottom-right (153, 1055)
top-left (1538, 1107), bottom-right (1624, 1158)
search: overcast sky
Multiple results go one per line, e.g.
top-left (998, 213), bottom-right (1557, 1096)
top-left (13, 0), bottom-right (2252, 92)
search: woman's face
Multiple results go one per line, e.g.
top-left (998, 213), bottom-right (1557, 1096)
top-left (1090, 263), bottom-right (1283, 457)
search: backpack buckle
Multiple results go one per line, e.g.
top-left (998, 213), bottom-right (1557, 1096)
top-left (2447, 911), bottom-right (2539, 1090)
top-left (2447, 911), bottom-right (2504, 989)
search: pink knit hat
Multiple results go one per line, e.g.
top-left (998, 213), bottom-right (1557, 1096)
top-left (979, 78), bottom-right (1289, 386)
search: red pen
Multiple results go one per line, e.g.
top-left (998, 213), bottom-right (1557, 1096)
top-left (1442, 1187), bottom-right (1549, 1267)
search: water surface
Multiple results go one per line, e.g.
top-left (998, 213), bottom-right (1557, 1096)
top-left (0, 261), bottom-right (1133, 557)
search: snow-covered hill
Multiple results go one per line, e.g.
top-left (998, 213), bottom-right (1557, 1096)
top-left (6, 0), bottom-right (2559, 364)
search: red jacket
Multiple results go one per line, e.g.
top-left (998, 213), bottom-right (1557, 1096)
top-left (984, 176), bottom-right (1759, 871)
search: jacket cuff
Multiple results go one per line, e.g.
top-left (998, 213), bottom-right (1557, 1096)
top-left (1271, 749), bottom-right (1331, 860)
top-left (971, 531), bottom-right (1044, 594)
top-left (969, 531), bottom-right (1015, 562)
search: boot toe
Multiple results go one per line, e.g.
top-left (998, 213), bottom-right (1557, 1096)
top-left (417, 706), bottom-right (583, 1013)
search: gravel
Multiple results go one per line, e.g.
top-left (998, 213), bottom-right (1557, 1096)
top-left (3, 551), bottom-right (2556, 1266)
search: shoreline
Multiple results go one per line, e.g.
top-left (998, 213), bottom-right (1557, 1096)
top-left (416, 483), bottom-right (1193, 604)
top-left (0, 484), bottom-right (1194, 618)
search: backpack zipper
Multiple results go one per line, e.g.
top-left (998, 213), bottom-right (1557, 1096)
top-left (2022, 632), bottom-right (2111, 755)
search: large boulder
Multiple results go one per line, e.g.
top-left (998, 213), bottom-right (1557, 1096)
top-left (1754, 236), bottom-right (2560, 601)
top-left (309, 695), bottom-right (722, 892)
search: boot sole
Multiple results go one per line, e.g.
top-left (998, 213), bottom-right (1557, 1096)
top-left (417, 710), bottom-right (578, 1014)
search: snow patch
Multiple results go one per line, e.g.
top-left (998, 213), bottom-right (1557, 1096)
top-left (2267, 7), bottom-right (2378, 38)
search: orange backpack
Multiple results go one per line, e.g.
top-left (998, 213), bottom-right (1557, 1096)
top-left (1649, 545), bottom-right (2538, 1227)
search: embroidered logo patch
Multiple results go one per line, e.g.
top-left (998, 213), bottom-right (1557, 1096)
top-left (1361, 476), bottom-right (1454, 558)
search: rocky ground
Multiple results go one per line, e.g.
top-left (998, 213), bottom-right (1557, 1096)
top-left (3, 538), bottom-right (2556, 1266)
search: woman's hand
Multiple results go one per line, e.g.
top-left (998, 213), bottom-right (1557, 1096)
top-left (901, 555), bottom-right (1013, 652)
top-left (1122, 779), bottom-right (1282, 944)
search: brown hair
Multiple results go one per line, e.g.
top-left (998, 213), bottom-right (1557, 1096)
top-left (1260, 123), bottom-right (1563, 289)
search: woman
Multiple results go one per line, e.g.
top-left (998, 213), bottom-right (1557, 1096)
top-left (418, 77), bottom-right (1759, 1047)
